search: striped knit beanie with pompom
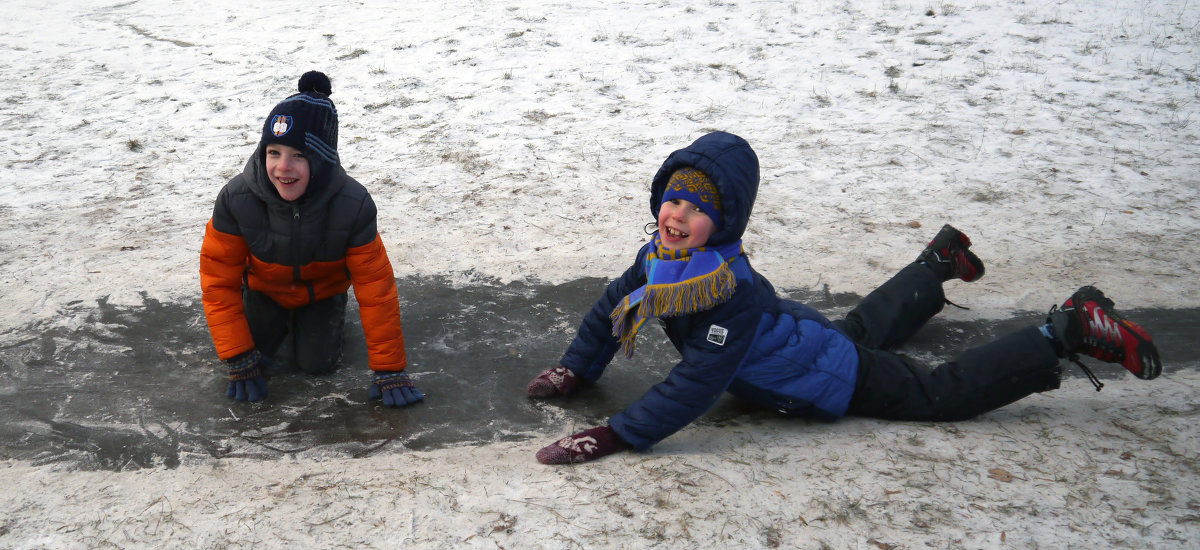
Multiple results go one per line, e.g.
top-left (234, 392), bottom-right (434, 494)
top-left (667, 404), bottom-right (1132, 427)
top-left (261, 71), bottom-right (339, 165)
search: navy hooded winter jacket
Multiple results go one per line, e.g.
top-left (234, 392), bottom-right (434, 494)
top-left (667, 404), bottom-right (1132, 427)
top-left (559, 132), bottom-right (860, 451)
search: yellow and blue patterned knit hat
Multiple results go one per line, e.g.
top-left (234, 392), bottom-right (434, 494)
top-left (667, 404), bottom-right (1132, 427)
top-left (661, 167), bottom-right (723, 229)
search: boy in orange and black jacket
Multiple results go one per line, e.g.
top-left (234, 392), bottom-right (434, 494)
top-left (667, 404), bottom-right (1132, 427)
top-left (200, 71), bottom-right (422, 408)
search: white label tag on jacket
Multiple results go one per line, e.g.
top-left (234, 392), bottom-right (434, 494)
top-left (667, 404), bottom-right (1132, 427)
top-left (707, 325), bottom-right (728, 346)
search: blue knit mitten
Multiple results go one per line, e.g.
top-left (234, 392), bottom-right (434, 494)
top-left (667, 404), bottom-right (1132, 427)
top-left (226, 349), bottom-right (269, 402)
top-left (368, 372), bottom-right (425, 407)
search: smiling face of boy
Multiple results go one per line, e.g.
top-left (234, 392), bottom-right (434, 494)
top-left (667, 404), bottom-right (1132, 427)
top-left (265, 143), bottom-right (311, 202)
top-left (657, 197), bottom-right (717, 250)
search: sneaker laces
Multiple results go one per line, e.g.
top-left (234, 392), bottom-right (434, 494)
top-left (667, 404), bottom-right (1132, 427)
top-left (1069, 355), bottom-right (1105, 392)
top-left (944, 297), bottom-right (970, 310)
top-left (1048, 304), bottom-right (1104, 392)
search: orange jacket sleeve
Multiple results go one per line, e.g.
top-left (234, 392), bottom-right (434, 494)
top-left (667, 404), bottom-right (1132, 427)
top-left (200, 219), bottom-right (255, 360)
top-left (346, 233), bottom-right (407, 371)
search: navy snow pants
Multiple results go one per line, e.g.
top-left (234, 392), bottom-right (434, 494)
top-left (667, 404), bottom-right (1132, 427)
top-left (243, 288), bottom-right (347, 375)
top-left (837, 263), bottom-right (1062, 421)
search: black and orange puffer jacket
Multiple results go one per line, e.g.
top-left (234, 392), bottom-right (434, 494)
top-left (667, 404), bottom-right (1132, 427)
top-left (200, 145), bottom-right (406, 372)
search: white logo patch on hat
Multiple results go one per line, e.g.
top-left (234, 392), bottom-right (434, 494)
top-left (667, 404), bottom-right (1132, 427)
top-left (707, 324), bottom-right (728, 346)
top-left (271, 115), bottom-right (293, 137)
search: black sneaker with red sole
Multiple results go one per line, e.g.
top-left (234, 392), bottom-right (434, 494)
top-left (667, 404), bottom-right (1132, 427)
top-left (918, 224), bottom-right (985, 283)
top-left (1048, 285), bottom-right (1162, 381)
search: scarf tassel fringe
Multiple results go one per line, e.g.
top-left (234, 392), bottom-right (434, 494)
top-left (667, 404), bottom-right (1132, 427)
top-left (610, 262), bottom-right (736, 358)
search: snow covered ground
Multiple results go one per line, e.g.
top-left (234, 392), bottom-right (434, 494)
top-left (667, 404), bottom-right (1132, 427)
top-left (1, 0), bottom-right (1198, 547)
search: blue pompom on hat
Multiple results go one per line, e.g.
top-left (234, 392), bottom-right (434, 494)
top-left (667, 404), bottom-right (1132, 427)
top-left (260, 71), bottom-right (339, 165)
top-left (661, 167), bottom-right (724, 229)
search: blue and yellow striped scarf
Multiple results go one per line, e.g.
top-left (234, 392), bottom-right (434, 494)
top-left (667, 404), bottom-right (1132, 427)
top-left (610, 234), bottom-right (743, 358)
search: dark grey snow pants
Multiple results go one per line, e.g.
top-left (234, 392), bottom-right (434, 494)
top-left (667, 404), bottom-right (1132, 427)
top-left (243, 288), bottom-right (347, 375)
top-left (837, 263), bottom-right (1062, 421)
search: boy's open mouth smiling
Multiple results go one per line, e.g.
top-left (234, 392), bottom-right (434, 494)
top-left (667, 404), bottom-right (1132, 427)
top-left (665, 227), bottom-right (688, 238)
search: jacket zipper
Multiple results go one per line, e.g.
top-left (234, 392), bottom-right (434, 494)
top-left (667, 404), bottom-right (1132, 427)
top-left (290, 207), bottom-right (316, 303)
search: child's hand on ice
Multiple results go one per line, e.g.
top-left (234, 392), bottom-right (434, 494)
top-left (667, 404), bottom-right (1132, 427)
top-left (536, 425), bottom-right (630, 464)
top-left (368, 372), bottom-right (425, 407)
top-left (526, 366), bottom-right (579, 397)
top-left (226, 349), bottom-right (269, 402)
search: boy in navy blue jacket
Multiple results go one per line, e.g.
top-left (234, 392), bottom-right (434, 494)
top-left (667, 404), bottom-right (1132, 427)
top-left (527, 131), bottom-right (1162, 465)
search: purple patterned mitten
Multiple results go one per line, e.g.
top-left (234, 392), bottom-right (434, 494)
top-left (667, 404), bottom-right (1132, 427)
top-left (526, 366), bottom-right (580, 397)
top-left (536, 425), bottom-right (629, 464)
